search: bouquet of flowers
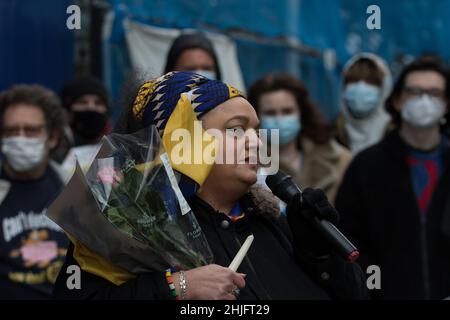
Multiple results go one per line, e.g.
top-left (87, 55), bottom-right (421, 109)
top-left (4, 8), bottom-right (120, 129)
top-left (47, 126), bottom-right (213, 273)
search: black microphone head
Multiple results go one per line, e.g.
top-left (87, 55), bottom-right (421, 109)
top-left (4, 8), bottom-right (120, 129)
top-left (265, 170), bottom-right (289, 190)
top-left (265, 170), bottom-right (301, 204)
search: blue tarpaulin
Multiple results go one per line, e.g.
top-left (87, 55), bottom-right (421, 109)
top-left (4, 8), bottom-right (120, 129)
top-left (104, 0), bottom-right (450, 120)
top-left (0, 0), bottom-right (74, 95)
top-left (2, 1), bottom-right (450, 120)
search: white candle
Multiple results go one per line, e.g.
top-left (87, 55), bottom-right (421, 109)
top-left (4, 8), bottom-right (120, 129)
top-left (228, 234), bottom-right (254, 272)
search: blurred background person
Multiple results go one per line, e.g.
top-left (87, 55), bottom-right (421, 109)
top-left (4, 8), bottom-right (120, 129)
top-left (59, 76), bottom-right (111, 174)
top-left (336, 53), bottom-right (392, 154)
top-left (0, 85), bottom-right (69, 299)
top-left (248, 73), bottom-right (352, 204)
top-left (336, 56), bottom-right (450, 299)
top-left (164, 32), bottom-right (222, 80)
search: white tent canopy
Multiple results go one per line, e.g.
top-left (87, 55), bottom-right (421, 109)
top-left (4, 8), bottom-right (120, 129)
top-left (123, 19), bottom-right (246, 91)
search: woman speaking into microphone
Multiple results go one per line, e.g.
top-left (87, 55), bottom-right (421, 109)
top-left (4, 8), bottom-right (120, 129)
top-left (54, 71), bottom-right (367, 300)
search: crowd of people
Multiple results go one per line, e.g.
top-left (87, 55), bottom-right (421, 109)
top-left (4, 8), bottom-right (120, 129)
top-left (1, 30), bottom-right (450, 300)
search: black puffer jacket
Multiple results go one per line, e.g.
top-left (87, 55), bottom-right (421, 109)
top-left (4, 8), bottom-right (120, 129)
top-left (53, 187), bottom-right (367, 300)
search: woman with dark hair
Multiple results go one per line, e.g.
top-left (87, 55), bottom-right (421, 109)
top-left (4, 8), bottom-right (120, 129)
top-left (248, 73), bottom-right (352, 203)
top-left (53, 71), bottom-right (367, 300)
top-left (164, 32), bottom-right (222, 80)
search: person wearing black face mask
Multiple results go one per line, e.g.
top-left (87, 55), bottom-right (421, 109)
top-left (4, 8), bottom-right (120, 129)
top-left (61, 76), bottom-right (110, 145)
top-left (59, 76), bottom-right (111, 175)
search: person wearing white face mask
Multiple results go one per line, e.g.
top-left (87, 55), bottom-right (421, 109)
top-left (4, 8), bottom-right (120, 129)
top-left (2, 136), bottom-right (47, 172)
top-left (336, 53), bottom-right (392, 154)
top-left (248, 73), bottom-right (352, 204)
top-left (164, 32), bottom-right (221, 81)
top-left (0, 85), bottom-right (69, 299)
top-left (336, 56), bottom-right (450, 300)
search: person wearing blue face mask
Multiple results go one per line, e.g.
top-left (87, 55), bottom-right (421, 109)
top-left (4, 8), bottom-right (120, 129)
top-left (343, 81), bottom-right (382, 119)
top-left (336, 53), bottom-right (393, 154)
top-left (248, 73), bottom-right (352, 204)
top-left (259, 114), bottom-right (301, 145)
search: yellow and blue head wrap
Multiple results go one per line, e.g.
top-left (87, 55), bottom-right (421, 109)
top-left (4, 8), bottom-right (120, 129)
top-left (132, 71), bottom-right (244, 197)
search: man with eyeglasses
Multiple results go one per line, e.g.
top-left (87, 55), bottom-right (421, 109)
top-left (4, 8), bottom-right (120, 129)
top-left (0, 85), bottom-right (69, 299)
top-left (336, 56), bottom-right (450, 299)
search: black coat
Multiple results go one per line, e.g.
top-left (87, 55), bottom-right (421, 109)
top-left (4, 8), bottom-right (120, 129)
top-left (53, 191), bottom-right (367, 300)
top-left (335, 131), bottom-right (450, 300)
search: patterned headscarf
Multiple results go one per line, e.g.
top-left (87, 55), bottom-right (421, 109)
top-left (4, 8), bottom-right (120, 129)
top-left (133, 72), bottom-right (241, 132)
top-left (132, 71), bottom-right (243, 196)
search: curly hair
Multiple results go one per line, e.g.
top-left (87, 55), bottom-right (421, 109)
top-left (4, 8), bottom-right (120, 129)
top-left (0, 84), bottom-right (67, 150)
top-left (248, 72), bottom-right (332, 145)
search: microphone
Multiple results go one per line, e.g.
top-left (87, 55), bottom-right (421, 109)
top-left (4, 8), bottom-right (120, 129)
top-left (266, 170), bottom-right (359, 262)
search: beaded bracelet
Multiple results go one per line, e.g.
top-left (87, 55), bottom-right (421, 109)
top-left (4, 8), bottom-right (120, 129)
top-left (165, 268), bottom-right (180, 300)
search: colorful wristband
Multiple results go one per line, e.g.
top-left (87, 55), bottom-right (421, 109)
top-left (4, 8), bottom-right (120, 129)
top-left (165, 268), bottom-right (180, 300)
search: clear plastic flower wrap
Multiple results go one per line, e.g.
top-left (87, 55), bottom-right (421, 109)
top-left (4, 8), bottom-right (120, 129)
top-left (47, 126), bottom-right (213, 273)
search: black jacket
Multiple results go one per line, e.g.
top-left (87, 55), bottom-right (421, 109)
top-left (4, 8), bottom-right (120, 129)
top-left (53, 191), bottom-right (367, 300)
top-left (335, 131), bottom-right (450, 300)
